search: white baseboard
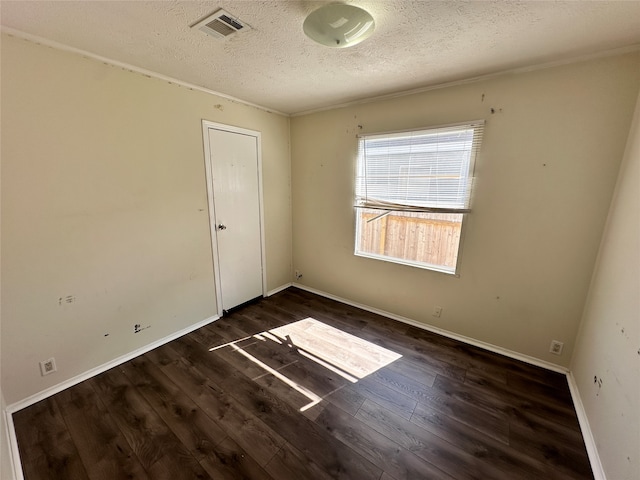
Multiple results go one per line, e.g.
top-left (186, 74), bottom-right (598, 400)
top-left (292, 283), bottom-right (569, 374)
top-left (267, 282), bottom-right (293, 297)
top-left (6, 313), bottom-right (221, 479)
top-left (5, 408), bottom-right (21, 480)
top-left (6, 286), bottom-right (599, 480)
top-left (6, 284), bottom-right (287, 410)
top-left (290, 284), bottom-right (611, 475)
top-left (6, 314), bottom-right (219, 414)
top-left (566, 372), bottom-right (606, 480)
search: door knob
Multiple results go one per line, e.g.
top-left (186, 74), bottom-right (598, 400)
top-left (217, 224), bottom-right (227, 230)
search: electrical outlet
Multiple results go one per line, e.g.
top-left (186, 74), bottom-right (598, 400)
top-left (432, 306), bottom-right (443, 318)
top-left (39, 357), bottom-right (57, 376)
top-left (549, 340), bottom-right (564, 355)
top-left (295, 270), bottom-right (303, 280)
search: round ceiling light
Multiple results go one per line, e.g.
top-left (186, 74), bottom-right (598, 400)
top-left (303, 4), bottom-right (375, 48)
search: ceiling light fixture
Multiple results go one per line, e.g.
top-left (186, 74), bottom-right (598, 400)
top-left (303, 4), bottom-right (375, 48)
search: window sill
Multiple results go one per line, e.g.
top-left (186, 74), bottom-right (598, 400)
top-left (354, 251), bottom-right (459, 276)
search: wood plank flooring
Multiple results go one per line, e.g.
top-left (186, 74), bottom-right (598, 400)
top-left (12, 287), bottom-right (593, 479)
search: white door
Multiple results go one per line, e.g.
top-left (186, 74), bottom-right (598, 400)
top-left (203, 122), bottom-right (265, 314)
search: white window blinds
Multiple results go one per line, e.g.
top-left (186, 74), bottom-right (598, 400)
top-left (355, 122), bottom-right (484, 213)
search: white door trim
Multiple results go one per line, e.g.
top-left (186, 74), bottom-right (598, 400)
top-left (202, 120), bottom-right (267, 316)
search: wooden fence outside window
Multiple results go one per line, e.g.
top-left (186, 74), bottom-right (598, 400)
top-left (357, 209), bottom-right (462, 269)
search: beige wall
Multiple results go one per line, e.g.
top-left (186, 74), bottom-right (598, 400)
top-left (291, 52), bottom-right (640, 367)
top-left (0, 34), bottom-right (291, 404)
top-left (571, 90), bottom-right (639, 480)
top-left (1, 28), bottom-right (638, 418)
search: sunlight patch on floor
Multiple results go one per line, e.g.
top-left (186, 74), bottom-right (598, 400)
top-left (269, 317), bottom-right (402, 379)
top-left (209, 317), bottom-right (401, 412)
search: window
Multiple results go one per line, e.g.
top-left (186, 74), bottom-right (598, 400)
top-left (354, 121), bottom-right (484, 274)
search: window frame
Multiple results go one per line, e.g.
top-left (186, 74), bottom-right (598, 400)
top-left (353, 120), bottom-right (484, 275)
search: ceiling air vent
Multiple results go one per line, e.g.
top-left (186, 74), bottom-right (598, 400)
top-left (191, 9), bottom-right (250, 39)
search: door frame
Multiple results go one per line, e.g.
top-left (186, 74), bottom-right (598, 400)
top-left (202, 120), bottom-right (267, 316)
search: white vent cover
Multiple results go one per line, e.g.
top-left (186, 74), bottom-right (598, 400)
top-left (191, 9), bottom-right (250, 39)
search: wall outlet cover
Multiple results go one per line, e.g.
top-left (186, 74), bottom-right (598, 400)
top-left (39, 357), bottom-right (57, 376)
top-left (549, 340), bottom-right (564, 355)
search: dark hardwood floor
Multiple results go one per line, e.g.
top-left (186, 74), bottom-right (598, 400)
top-left (13, 287), bottom-right (593, 479)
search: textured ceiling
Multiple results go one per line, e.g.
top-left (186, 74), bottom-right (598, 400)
top-left (2, 1), bottom-right (640, 115)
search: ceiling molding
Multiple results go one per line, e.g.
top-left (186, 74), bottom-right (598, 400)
top-left (3, 1), bottom-right (640, 114)
top-left (291, 43), bottom-right (640, 117)
top-left (3, 25), bottom-right (639, 119)
top-left (1, 26), bottom-right (288, 118)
